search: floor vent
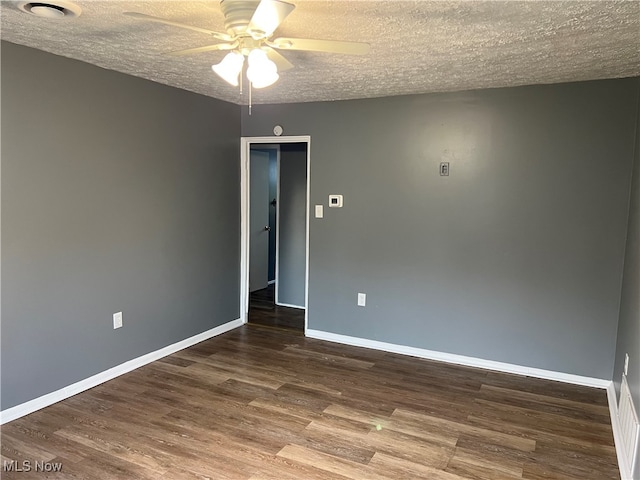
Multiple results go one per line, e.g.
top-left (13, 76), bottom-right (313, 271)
top-left (619, 374), bottom-right (640, 476)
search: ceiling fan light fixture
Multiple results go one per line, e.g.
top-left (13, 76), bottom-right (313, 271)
top-left (246, 49), bottom-right (279, 88)
top-left (212, 51), bottom-right (245, 87)
top-left (249, 69), bottom-right (279, 89)
top-left (125, 0), bottom-right (371, 93)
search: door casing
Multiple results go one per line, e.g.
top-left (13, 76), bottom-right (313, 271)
top-left (240, 136), bottom-right (311, 332)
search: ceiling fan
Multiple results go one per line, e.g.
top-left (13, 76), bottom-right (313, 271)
top-left (124, 0), bottom-right (370, 90)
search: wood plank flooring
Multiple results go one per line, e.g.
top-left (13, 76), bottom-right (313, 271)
top-left (248, 285), bottom-right (304, 331)
top-left (1, 325), bottom-right (619, 479)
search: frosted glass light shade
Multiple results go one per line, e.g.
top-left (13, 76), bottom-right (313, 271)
top-left (246, 49), bottom-right (279, 88)
top-left (212, 52), bottom-right (244, 87)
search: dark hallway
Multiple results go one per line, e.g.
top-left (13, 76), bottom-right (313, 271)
top-left (248, 284), bottom-right (304, 331)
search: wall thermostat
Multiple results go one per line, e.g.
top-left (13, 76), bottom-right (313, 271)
top-left (273, 125), bottom-right (283, 136)
top-left (329, 195), bottom-right (343, 208)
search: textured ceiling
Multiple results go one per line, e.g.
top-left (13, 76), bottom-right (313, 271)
top-left (1, 1), bottom-right (639, 105)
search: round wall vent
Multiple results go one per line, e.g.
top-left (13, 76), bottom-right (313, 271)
top-left (17, 1), bottom-right (82, 19)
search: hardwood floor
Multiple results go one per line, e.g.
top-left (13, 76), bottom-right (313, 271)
top-left (1, 325), bottom-right (619, 479)
top-left (248, 284), bottom-right (304, 331)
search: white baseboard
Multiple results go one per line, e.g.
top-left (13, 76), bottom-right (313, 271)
top-left (607, 382), bottom-right (635, 480)
top-left (305, 329), bottom-right (610, 389)
top-left (0, 318), bottom-right (243, 425)
top-left (276, 302), bottom-right (305, 310)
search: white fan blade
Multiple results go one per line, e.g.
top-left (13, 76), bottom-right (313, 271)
top-left (265, 47), bottom-right (294, 71)
top-left (247, 0), bottom-right (295, 39)
top-left (124, 12), bottom-right (231, 41)
top-left (269, 37), bottom-right (370, 55)
top-left (168, 42), bottom-right (238, 57)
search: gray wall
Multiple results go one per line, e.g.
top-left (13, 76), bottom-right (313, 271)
top-left (242, 78), bottom-right (639, 379)
top-left (614, 94), bottom-right (640, 480)
top-left (1, 42), bottom-right (241, 410)
top-left (277, 143), bottom-right (307, 308)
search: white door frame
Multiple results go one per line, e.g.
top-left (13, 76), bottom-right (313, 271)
top-left (240, 136), bottom-right (311, 332)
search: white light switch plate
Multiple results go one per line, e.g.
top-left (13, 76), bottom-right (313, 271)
top-left (113, 311), bottom-right (123, 329)
top-left (315, 205), bottom-right (324, 218)
top-left (357, 293), bottom-right (366, 307)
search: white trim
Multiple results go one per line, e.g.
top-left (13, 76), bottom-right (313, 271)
top-left (267, 280), bottom-right (276, 285)
top-left (241, 136), bottom-right (310, 332)
top-left (304, 139), bottom-right (311, 332)
top-left (305, 329), bottom-right (610, 389)
top-left (276, 302), bottom-right (305, 310)
top-left (240, 142), bottom-right (249, 324)
top-left (0, 318), bottom-right (243, 425)
top-left (275, 147), bottom-right (281, 304)
top-left (608, 381), bottom-right (635, 480)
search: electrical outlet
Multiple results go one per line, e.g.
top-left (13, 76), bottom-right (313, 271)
top-left (113, 311), bottom-right (123, 329)
top-left (439, 162), bottom-right (450, 176)
top-left (357, 293), bottom-right (366, 307)
top-left (624, 353), bottom-right (629, 376)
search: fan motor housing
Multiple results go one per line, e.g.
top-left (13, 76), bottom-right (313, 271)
top-left (220, 0), bottom-right (260, 36)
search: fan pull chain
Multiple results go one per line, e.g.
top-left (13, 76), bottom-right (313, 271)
top-left (249, 80), bottom-right (253, 116)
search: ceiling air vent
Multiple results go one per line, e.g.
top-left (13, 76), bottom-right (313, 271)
top-left (17, 1), bottom-right (81, 19)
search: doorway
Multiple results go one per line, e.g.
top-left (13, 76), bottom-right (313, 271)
top-left (248, 146), bottom-right (277, 293)
top-left (240, 136), bottom-right (310, 332)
